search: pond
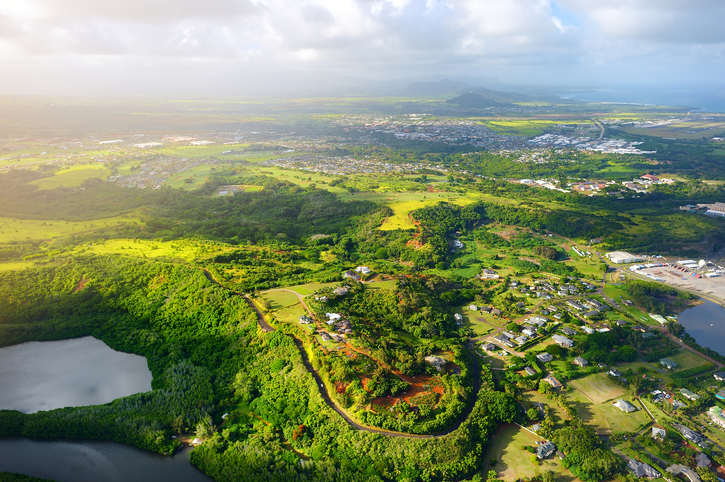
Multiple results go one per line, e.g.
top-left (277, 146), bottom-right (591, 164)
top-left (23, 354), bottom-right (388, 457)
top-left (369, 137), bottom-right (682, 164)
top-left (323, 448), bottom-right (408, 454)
top-left (677, 299), bottom-right (725, 357)
top-left (0, 437), bottom-right (211, 482)
top-left (0, 336), bottom-right (153, 413)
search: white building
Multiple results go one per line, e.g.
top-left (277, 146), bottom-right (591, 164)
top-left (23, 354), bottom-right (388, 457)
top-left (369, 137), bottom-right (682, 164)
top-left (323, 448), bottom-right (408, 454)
top-left (606, 251), bottom-right (644, 264)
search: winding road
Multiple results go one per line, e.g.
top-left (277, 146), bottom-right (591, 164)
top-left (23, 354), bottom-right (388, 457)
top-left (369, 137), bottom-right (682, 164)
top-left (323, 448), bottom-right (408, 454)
top-left (201, 269), bottom-right (482, 438)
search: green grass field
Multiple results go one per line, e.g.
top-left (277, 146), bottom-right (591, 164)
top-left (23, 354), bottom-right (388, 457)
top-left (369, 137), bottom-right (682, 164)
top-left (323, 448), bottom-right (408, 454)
top-left (271, 282), bottom-right (339, 296)
top-left (73, 238), bottom-right (231, 261)
top-left (482, 424), bottom-right (581, 482)
top-left (565, 388), bottom-right (650, 434)
top-left (459, 308), bottom-right (496, 336)
top-left (669, 350), bottom-right (712, 372)
top-left (29, 165), bottom-right (112, 190)
top-left (261, 290), bottom-right (308, 324)
top-left (569, 373), bottom-right (626, 404)
top-left (0, 261), bottom-right (33, 272)
top-left (0, 215), bottom-right (142, 243)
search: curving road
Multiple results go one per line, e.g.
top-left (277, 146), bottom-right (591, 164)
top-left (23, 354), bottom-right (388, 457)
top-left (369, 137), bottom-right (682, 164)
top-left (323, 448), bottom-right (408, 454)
top-left (242, 292), bottom-right (482, 438)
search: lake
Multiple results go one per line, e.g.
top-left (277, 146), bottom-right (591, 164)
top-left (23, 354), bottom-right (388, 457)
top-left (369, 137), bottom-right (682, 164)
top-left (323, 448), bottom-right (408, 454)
top-left (0, 336), bottom-right (153, 413)
top-left (678, 300), bottom-right (725, 357)
top-left (0, 437), bottom-right (211, 482)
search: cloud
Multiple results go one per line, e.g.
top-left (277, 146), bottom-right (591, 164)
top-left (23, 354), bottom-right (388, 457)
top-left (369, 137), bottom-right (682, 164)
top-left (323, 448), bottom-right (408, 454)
top-left (0, 0), bottom-right (722, 94)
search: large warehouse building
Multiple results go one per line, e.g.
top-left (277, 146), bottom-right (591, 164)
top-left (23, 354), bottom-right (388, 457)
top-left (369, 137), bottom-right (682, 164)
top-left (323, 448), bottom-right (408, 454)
top-left (606, 252), bottom-right (644, 264)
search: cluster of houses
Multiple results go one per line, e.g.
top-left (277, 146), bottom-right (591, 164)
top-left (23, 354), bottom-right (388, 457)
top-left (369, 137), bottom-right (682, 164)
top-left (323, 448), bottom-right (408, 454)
top-left (565, 297), bottom-right (609, 318)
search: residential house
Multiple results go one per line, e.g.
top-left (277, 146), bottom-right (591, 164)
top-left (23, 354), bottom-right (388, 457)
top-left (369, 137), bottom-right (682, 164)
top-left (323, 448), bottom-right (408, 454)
top-left (480, 306), bottom-right (492, 313)
top-left (333, 287), bottom-right (349, 296)
top-left (652, 427), bottom-right (666, 440)
top-left (425, 355), bottom-right (447, 371)
top-left (583, 326), bottom-right (595, 334)
top-left (696, 452), bottom-right (710, 469)
top-left (454, 313), bottom-right (463, 325)
top-left (482, 342), bottom-right (497, 351)
top-left (537, 353), bottom-right (553, 363)
top-left (615, 399), bottom-right (637, 413)
top-left (561, 326), bottom-right (577, 336)
top-left (529, 316), bottom-right (548, 326)
top-left (716, 388), bottom-right (725, 400)
top-left (342, 271), bottom-right (361, 281)
top-left (660, 358), bottom-right (678, 370)
top-left (515, 335), bottom-right (529, 345)
top-left (298, 315), bottom-right (312, 324)
top-left (573, 357), bottom-right (589, 367)
top-left (537, 441), bottom-right (557, 459)
top-left (680, 389), bottom-right (701, 401)
top-left (674, 424), bottom-right (703, 444)
top-left (320, 332), bottom-right (331, 342)
top-left (708, 406), bottom-right (725, 429)
top-left (713, 371), bottom-right (725, 382)
top-left (627, 459), bottom-right (660, 479)
top-left (567, 301), bottom-right (586, 311)
top-left (615, 320), bottom-right (627, 327)
top-left (469, 304), bottom-right (478, 311)
top-left (609, 369), bottom-right (622, 377)
top-left (522, 326), bottom-right (537, 337)
top-left (544, 376), bottom-right (563, 389)
top-left (355, 266), bottom-right (372, 275)
top-left (633, 325), bottom-right (648, 332)
top-left (552, 335), bottom-right (574, 348)
top-left (525, 366), bottom-right (537, 376)
top-left (666, 464), bottom-right (702, 482)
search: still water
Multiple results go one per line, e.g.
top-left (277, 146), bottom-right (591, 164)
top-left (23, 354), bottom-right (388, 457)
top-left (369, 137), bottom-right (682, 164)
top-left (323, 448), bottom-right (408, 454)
top-left (0, 336), bottom-right (152, 413)
top-left (0, 438), bottom-right (212, 482)
top-left (678, 300), bottom-right (725, 357)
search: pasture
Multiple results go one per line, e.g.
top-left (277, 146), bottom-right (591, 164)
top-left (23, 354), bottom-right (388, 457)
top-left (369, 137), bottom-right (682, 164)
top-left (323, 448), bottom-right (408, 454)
top-left (29, 164), bottom-right (112, 190)
top-left (0, 215), bottom-right (142, 243)
top-left (565, 389), bottom-right (650, 434)
top-left (668, 350), bottom-right (712, 372)
top-left (482, 424), bottom-right (580, 482)
top-left (73, 238), bottom-right (231, 261)
top-left (568, 373), bottom-right (626, 404)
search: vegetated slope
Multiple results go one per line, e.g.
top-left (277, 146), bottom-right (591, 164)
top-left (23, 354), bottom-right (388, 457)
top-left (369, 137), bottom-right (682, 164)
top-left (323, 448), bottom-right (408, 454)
top-left (0, 254), bottom-right (520, 482)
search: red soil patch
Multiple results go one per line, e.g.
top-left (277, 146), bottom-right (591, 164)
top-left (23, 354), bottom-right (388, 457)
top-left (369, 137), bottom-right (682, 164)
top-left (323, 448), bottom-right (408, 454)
top-left (73, 277), bottom-right (87, 293)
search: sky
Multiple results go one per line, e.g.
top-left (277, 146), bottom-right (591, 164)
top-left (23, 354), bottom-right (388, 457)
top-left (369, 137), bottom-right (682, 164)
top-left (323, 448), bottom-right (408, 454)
top-left (0, 0), bottom-right (724, 96)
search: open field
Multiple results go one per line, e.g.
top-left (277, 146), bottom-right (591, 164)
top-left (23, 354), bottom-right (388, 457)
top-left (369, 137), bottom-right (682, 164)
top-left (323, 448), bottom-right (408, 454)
top-left (565, 388), bottom-right (650, 434)
top-left (0, 214), bottom-right (142, 243)
top-left (29, 165), bottom-right (112, 190)
top-left (73, 238), bottom-right (233, 261)
top-left (272, 281), bottom-right (339, 296)
top-left (482, 119), bottom-right (595, 137)
top-left (519, 391), bottom-right (569, 422)
top-left (569, 373), bottom-right (626, 404)
top-left (261, 290), bottom-right (308, 324)
top-left (620, 117), bottom-right (725, 140)
top-left (668, 349), bottom-right (713, 372)
top-left (0, 261), bottom-right (33, 272)
top-left (482, 424), bottom-right (581, 482)
top-left (459, 308), bottom-right (496, 336)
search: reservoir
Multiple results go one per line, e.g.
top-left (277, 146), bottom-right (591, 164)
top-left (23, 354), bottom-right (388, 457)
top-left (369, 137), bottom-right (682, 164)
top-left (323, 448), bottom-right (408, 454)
top-left (0, 438), bottom-right (212, 482)
top-left (0, 336), bottom-right (153, 413)
top-left (677, 300), bottom-right (725, 358)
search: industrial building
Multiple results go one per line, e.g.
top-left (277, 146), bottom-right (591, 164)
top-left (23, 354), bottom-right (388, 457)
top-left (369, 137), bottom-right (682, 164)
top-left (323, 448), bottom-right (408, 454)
top-left (606, 251), bottom-right (644, 264)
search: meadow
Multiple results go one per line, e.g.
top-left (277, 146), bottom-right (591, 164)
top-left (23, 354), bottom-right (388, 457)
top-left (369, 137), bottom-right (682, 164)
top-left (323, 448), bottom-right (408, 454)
top-left (29, 164), bottom-right (112, 190)
top-left (482, 424), bottom-right (581, 482)
top-left (0, 214), bottom-right (142, 243)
